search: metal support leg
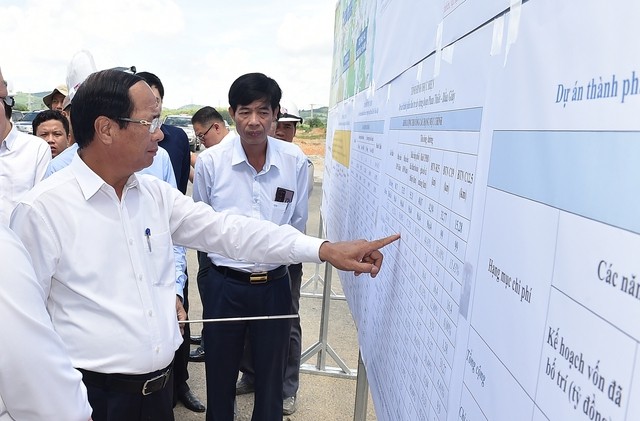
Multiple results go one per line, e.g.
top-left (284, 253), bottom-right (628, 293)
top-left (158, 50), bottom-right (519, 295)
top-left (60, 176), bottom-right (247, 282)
top-left (353, 351), bottom-right (369, 421)
top-left (301, 214), bottom-right (346, 300)
top-left (300, 256), bottom-right (355, 379)
top-left (300, 215), bottom-right (326, 296)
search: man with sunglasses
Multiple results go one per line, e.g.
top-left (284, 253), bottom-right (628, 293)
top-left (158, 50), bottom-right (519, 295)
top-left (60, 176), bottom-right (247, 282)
top-left (0, 67), bottom-right (51, 226)
top-left (9, 68), bottom-right (399, 421)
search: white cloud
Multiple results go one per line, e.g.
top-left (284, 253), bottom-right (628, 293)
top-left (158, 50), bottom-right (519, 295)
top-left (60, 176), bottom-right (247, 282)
top-left (2, 0), bottom-right (336, 109)
top-left (277, 7), bottom-right (335, 57)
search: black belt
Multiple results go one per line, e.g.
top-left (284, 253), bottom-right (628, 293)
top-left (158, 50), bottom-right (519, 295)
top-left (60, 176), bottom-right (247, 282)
top-left (77, 365), bottom-right (172, 396)
top-left (212, 264), bottom-right (288, 284)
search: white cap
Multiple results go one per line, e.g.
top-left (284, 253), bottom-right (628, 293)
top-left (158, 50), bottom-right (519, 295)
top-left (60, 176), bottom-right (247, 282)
top-left (66, 50), bottom-right (97, 105)
top-left (278, 99), bottom-right (303, 123)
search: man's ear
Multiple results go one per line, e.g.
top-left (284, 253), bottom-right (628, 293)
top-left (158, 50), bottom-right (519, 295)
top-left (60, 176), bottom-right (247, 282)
top-left (228, 107), bottom-right (235, 123)
top-left (95, 116), bottom-right (115, 146)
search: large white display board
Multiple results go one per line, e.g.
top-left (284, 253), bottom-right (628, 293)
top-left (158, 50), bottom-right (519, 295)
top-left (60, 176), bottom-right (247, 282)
top-left (324, 0), bottom-right (640, 420)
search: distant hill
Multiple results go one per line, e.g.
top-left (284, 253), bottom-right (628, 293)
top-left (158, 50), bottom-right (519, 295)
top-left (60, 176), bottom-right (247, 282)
top-left (12, 92), bottom-right (47, 111)
top-left (176, 104), bottom-right (201, 111)
top-left (300, 106), bottom-right (328, 124)
top-left (163, 104), bottom-right (329, 126)
top-left (11, 91), bottom-right (329, 126)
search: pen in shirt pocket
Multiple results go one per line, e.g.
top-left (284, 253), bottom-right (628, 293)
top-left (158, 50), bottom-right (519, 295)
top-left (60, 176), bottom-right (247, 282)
top-left (145, 228), bottom-right (152, 252)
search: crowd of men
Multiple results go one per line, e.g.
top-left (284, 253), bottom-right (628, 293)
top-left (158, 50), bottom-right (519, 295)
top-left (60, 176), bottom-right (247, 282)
top-left (0, 63), bottom-right (398, 421)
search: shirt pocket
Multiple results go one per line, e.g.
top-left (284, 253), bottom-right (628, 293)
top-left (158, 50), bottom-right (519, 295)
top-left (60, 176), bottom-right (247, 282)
top-left (270, 201), bottom-right (289, 225)
top-left (143, 229), bottom-right (174, 287)
top-left (11, 171), bottom-right (34, 199)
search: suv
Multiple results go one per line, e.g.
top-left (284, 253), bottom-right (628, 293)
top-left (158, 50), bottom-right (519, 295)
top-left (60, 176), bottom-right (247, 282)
top-left (11, 110), bottom-right (24, 122)
top-left (163, 114), bottom-right (200, 152)
top-left (14, 110), bottom-right (44, 135)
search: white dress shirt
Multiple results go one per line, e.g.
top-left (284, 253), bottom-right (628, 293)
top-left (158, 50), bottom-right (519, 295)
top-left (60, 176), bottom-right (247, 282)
top-left (138, 147), bottom-right (188, 298)
top-left (10, 153), bottom-right (323, 375)
top-left (0, 226), bottom-right (91, 421)
top-left (219, 129), bottom-right (237, 145)
top-left (0, 124), bottom-right (51, 225)
top-left (193, 135), bottom-right (309, 272)
top-left (47, 144), bottom-right (189, 297)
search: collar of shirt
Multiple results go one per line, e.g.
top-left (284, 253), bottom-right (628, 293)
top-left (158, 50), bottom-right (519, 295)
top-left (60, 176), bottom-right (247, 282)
top-left (1, 124), bottom-right (19, 151)
top-left (231, 135), bottom-right (282, 174)
top-left (220, 130), bottom-right (236, 145)
top-left (70, 152), bottom-right (139, 201)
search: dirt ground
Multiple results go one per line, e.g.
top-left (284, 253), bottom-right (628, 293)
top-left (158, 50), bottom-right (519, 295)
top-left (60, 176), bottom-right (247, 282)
top-left (294, 128), bottom-right (327, 156)
top-left (295, 128), bottom-right (326, 184)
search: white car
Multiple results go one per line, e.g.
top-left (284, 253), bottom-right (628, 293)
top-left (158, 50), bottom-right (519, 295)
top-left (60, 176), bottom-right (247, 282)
top-left (14, 110), bottom-right (44, 135)
top-left (163, 114), bottom-right (200, 152)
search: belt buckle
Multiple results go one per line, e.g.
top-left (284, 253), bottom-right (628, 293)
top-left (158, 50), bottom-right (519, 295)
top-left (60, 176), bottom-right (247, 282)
top-left (142, 370), bottom-right (169, 396)
top-left (249, 272), bottom-right (268, 284)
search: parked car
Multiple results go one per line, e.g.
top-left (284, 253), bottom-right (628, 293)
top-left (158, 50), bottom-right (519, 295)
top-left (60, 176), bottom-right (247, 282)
top-left (14, 110), bottom-right (44, 135)
top-left (11, 110), bottom-right (24, 122)
top-left (163, 114), bottom-right (200, 152)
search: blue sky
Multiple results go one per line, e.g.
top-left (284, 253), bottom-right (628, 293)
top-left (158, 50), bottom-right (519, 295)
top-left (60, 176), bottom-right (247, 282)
top-left (2, 0), bottom-right (336, 109)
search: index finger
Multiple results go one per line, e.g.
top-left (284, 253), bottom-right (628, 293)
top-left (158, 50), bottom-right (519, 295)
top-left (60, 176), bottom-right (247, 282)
top-left (369, 233), bottom-right (400, 249)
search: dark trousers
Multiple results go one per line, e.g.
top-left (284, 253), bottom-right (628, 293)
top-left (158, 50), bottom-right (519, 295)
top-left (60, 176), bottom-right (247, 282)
top-left (173, 270), bottom-right (191, 398)
top-left (84, 371), bottom-right (174, 421)
top-left (202, 265), bottom-right (292, 421)
top-left (239, 263), bottom-right (303, 399)
top-left (196, 251), bottom-right (211, 350)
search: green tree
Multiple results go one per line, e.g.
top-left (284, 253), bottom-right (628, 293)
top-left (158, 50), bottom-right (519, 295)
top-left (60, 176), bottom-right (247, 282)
top-left (217, 108), bottom-right (232, 125)
top-left (307, 117), bottom-right (325, 128)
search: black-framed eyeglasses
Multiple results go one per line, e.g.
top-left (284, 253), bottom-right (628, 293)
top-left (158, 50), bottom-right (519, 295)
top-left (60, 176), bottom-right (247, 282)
top-left (1, 96), bottom-right (15, 108)
top-left (117, 117), bottom-right (162, 133)
top-left (196, 122), bottom-right (215, 141)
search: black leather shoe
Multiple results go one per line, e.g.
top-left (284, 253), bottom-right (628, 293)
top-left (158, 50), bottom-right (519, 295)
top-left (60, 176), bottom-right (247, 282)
top-left (189, 335), bottom-right (202, 345)
top-left (178, 389), bottom-right (206, 412)
top-left (189, 345), bottom-right (205, 362)
top-left (235, 377), bottom-right (255, 395)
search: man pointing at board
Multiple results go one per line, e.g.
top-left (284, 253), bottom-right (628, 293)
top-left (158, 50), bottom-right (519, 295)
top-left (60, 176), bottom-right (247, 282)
top-left (8, 67), bottom-right (399, 421)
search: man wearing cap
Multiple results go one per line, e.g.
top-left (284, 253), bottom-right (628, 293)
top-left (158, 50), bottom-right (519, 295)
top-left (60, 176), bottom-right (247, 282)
top-left (0, 66), bottom-right (51, 226)
top-left (274, 100), bottom-right (314, 194)
top-left (43, 84), bottom-right (68, 111)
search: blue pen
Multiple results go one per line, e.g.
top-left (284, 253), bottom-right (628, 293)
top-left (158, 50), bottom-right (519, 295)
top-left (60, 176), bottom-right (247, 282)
top-left (145, 228), bottom-right (152, 252)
